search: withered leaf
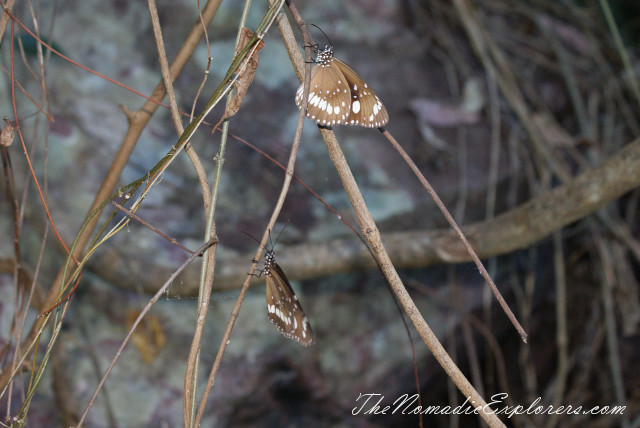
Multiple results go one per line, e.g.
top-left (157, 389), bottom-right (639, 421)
top-left (224, 28), bottom-right (266, 119)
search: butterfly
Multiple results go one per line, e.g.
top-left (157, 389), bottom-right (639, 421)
top-left (262, 248), bottom-right (314, 347)
top-left (295, 45), bottom-right (389, 128)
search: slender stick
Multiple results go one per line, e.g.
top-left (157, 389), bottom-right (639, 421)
top-left (382, 129), bottom-right (527, 342)
top-left (111, 201), bottom-right (194, 254)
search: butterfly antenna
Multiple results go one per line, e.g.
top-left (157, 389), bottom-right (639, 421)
top-left (243, 225), bottom-right (287, 251)
top-left (310, 24), bottom-right (332, 48)
top-left (271, 222), bottom-right (290, 250)
top-left (242, 230), bottom-right (262, 245)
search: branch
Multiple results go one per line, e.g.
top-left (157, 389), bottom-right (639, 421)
top-left (87, 137), bottom-right (640, 292)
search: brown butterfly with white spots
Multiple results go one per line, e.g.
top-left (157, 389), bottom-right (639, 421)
top-left (262, 248), bottom-right (314, 347)
top-left (295, 45), bottom-right (389, 128)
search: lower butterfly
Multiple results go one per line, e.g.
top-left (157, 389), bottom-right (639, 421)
top-left (262, 249), bottom-right (314, 347)
top-left (295, 45), bottom-right (389, 128)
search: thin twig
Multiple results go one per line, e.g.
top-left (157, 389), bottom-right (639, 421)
top-left (598, 0), bottom-right (640, 107)
top-left (111, 201), bottom-right (194, 254)
top-left (382, 129), bottom-right (527, 342)
top-left (594, 225), bottom-right (628, 415)
top-left (546, 232), bottom-right (568, 428)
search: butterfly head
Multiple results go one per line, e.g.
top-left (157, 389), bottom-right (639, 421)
top-left (315, 45), bottom-right (334, 66)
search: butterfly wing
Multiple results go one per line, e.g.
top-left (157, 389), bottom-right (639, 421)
top-left (296, 60), bottom-right (352, 126)
top-left (266, 263), bottom-right (315, 347)
top-left (333, 58), bottom-right (389, 128)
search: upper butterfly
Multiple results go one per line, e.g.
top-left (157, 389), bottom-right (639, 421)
top-left (295, 46), bottom-right (389, 128)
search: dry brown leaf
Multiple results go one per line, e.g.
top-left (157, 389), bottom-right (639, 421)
top-left (223, 27), bottom-right (265, 120)
top-left (1, 121), bottom-right (14, 147)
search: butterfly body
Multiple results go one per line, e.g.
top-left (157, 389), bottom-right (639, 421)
top-left (263, 249), bottom-right (314, 347)
top-left (296, 46), bottom-right (389, 128)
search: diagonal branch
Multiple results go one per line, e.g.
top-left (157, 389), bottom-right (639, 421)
top-left (87, 137), bottom-right (640, 294)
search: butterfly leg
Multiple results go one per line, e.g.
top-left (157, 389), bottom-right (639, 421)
top-left (249, 269), bottom-right (265, 278)
top-left (249, 258), bottom-right (266, 278)
top-left (303, 42), bottom-right (319, 52)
